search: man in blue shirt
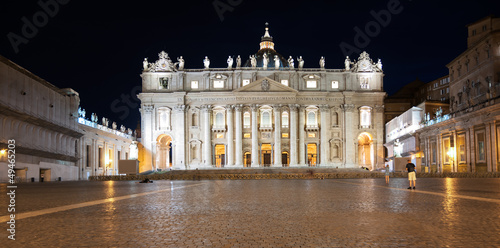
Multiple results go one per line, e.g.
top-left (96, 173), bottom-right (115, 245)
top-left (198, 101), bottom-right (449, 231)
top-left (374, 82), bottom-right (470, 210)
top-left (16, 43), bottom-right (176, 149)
top-left (406, 159), bottom-right (416, 189)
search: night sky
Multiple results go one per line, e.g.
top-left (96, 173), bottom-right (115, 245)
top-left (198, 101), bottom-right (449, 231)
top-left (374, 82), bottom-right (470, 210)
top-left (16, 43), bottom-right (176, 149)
top-left (1, 0), bottom-right (499, 129)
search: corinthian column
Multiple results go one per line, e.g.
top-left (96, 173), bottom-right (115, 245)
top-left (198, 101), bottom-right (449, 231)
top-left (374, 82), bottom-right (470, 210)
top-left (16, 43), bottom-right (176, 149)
top-left (320, 104), bottom-right (330, 166)
top-left (289, 104), bottom-right (298, 166)
top-left (202, 105), bottom-right (212, 167)
top-left (298, 105), bottom-right (306, 165)
top-left (273, 105), bottom-right (282, 167)
top-left (251, 104), bottom-right (259, 167)
top-left (226, 105), bottom-right (234, 167)
top-left (234, 105), bottom-right (243, 167)
top-left (173, 104), bottom-right (186, 168)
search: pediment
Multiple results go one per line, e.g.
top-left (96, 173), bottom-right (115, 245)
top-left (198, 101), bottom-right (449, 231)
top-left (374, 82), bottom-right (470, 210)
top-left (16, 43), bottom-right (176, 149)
top-left (233, 77), bottom-right (298, 93)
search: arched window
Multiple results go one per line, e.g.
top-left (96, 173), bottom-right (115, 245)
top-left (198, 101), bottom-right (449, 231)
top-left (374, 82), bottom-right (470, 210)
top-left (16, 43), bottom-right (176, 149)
top-left (261, 112), bottom-right (271, 127)
top-left (243, 112), bottom-right (250, 127)
top-left (215, 112), bottom-right (224, 127)
top-left (332, 112), bottom-right (338, 126)
top-left (360, 106), bottom-right (371, 127)
top-left (307, 112), bottom-right (317, 126)
top-left (282, 112), bottom-right (289, 128)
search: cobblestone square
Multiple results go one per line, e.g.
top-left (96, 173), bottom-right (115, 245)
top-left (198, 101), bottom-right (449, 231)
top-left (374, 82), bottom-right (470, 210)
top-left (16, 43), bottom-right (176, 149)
top-left (2, 178), bottom-right (500, 247)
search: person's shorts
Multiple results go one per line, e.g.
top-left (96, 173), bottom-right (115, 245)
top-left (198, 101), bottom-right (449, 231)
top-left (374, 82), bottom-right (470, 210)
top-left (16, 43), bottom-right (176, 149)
top-left (408, 171), bottom-right (416, 181)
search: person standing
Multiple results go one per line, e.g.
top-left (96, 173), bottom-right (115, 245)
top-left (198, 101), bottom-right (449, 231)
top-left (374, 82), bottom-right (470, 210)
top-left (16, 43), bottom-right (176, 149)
top-left (385, 163), bottom-right (390, 184)
top-left (406, 159), bottom-right (416, 189)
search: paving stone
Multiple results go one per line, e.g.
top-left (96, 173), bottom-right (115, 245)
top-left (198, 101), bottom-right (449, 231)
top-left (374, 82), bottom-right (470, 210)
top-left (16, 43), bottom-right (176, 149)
top-left (3, 178), bottom-right (500, 247)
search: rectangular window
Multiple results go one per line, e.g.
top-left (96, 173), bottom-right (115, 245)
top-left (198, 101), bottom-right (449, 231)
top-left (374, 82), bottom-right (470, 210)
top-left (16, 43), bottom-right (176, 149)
top-left (216, 133), bottom-right (224, 139)
top-left (476, 132), bottom-right (486, 162)
top-left (191, 81), bottom-right (199, 89)
top-left (98, 147), bottom-right (103, 167)
top-left (331, 81), bottom-right (339, 89)
top-left (458, 135), bottom-right (466, 163)
top-left (282, 133), bottom-right (289, 138)
top-left (308, 132), bottom-right (316, 138)
top-left (242, 79), bottom-right (250, 86)
top-left (86, 145), bottom-right (90, 167)
top-left (280, 80), bottom-right (288, 86)
top-left (306, 80), bottom-right (317, 88)
top-left (244, 133), bottom-right (251, 138)
top-left (214, 80), bottom-right (224, 88)
top-left (159, 77), bottom-right (169, 89)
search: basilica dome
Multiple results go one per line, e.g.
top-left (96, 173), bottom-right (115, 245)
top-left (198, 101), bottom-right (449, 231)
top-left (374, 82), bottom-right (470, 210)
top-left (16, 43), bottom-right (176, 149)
top-left (243, 23), bottom-right (289, 68)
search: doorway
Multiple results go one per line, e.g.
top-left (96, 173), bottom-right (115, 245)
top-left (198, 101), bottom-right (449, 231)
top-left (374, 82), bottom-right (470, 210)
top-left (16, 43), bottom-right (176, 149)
top-left (282, 152), bottom-right (289, 167)
top-left (244, 152), bottom-right (251, 167)
top-left (156, 134), bottom-right (172, 170)
top-left (307, 144), bottom-right (317, 166)
top-left (261, 144), bottom-right (272, 167)
top-left (40, 168), bottom-right (51, 182)
top-left (358, 132), bottom-right (373, 169)
top-left (215, 144), bottom-right (226, 168)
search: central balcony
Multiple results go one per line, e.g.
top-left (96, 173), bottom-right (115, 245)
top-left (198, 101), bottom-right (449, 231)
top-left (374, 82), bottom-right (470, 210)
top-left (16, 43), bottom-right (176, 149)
top-left (305, 125), bottom-right (319, 132)
top-left (212, 125), bottom-right (226, 133)
top-left (259, 124), bottom-right (274, 132)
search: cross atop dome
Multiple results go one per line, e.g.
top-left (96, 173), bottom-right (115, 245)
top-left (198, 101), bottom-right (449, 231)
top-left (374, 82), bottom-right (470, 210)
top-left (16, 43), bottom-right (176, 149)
top-left (260, 22), bottom-right (275, 50)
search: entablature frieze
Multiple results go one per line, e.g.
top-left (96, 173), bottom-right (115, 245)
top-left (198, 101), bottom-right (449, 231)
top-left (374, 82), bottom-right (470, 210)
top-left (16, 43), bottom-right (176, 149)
top-left (184, 96), bottom-right (348, 105)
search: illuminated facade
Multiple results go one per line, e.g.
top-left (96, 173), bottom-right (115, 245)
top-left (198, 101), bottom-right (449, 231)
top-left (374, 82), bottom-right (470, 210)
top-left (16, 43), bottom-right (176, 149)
top-left (417, 16), bottom-right (500, 173)
top-left (138, 25), bottom-right (386, 171)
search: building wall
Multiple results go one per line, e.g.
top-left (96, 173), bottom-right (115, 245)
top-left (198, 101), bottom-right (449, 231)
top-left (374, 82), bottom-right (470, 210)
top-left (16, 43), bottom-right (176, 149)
top-left (139, 51), bottom-right (386, 171)
top-left (417, 16), bottom-right (500, 173)
top-left (0, 55), bottom-right (83, 182)
top-left (76, 120), bottom-right (134, 180)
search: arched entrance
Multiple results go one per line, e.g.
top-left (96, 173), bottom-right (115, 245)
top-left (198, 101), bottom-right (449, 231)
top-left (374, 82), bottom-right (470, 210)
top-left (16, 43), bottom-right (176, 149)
top-left (156, 134), bottom-right (172, 171)
top-left (358, 132), bottom-right (374, 170)
top-left (244, 152), bottom-right (251, 167)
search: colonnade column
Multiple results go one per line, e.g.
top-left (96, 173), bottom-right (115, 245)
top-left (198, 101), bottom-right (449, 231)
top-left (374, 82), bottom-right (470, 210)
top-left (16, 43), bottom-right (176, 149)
top-left (141, 104), bottom-right (154, 171)
top-left (273, 105), bottom-right (282, 167)
top-left (234, 105), bottom-right (243, 167)
top-left (226, 105), bottom-right (234, 167)
top-left (173, 105), bottom-right (186, 168)
top-left (320, 104), bottom-right (330, 166)
top-left (202, 105), bottom-right (212, 166)
top-left (343, 104), bottom-right (356, 168)
top-left (298, 105), bottom-right (306, 166)
top-left (289, 104), bottom-right (298, 166)
top-left (251, 104), bottom-right (259, 167)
